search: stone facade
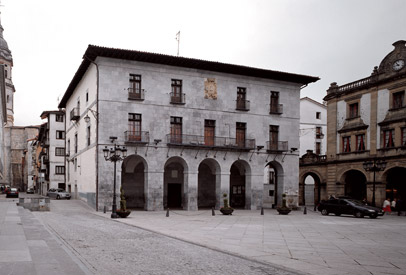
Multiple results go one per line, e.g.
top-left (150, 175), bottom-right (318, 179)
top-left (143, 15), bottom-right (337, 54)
top-left (59, 45), bottom-right (318, 211)
top-left (300, 40), bottom-right (406, 207)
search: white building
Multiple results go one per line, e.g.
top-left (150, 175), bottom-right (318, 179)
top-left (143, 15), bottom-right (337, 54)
top-left (299, 97), bottom-right (327, 156)
top-left (58, 45), bottom-right (318, 211)
top-left (38, 110), bottom-right (66, 194)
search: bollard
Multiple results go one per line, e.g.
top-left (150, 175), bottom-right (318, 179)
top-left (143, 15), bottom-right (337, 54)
top-left (166, 208), bottom-right (169, 217)
top-left (104, 205), bottom-right (106, 214)
top-left (304, 206), bottom-right (307, 215)
top-left (212, 207), bottom-right (215, 216)
top-left (261, 207), bottom-right (264, 215)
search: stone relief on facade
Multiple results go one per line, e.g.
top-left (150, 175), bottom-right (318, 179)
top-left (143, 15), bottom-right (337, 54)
top-left (204, 78), bottom-right (217, 99)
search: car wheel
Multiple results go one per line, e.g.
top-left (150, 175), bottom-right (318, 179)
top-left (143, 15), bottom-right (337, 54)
top-left (354, 211), bottom-right (364, 218)
top-left (370, 214), bottom-right (378, 219)
top-left (56, 195), bottom-right (60, 200)
top-left (67, 197), bottom-right (71, 200)
top-left (321, 209), bottom-right (329, 216)
top-left (335, 213), bottom-right (341, 216)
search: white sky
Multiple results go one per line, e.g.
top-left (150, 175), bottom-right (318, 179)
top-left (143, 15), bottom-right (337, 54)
top-left (2, 0), bottom-right (405, 126)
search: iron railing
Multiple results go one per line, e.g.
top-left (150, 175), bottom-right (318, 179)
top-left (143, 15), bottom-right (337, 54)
top-left (128, 88), bottom-right (145, 100)
top-left (236, 99), bottom-right (250, 111)
top-left (266, 141), bottom-right (288, 152)
top-left (166, 134), bottom-right (255, 150)
top-left (170, 92), bottom-right (186, 104)
top-left (124, 131), bottom-right (150, 144)
top-left (269, 104), bottom-right (283, 114)
top-left (70, 107), bottom-right (80, 121)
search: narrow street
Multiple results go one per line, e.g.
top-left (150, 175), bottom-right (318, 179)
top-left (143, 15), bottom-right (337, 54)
top-left (33, 200), bottom-right (300, 275)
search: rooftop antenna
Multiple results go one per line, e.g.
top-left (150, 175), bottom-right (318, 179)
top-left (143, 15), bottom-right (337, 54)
top-left (175, 31), bottom-right (180, 56)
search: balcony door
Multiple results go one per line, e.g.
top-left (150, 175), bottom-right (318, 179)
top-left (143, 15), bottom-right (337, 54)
top-left (236, 122), bottom-right (246, 148)
top-left (269, 125), bottom-right (279, 150)
top-left (170, 117), bottom-right (182, 144)
top-left (236, 87), bottom-right (246, 109)
top-left (270, 91), bottom-right (279, 113)
top-left (130, 74), bottom-right (142, 98)
top-left (204, 120), bottom-right (215, 146)
top-left (128, 113), bottom-right (141, 141)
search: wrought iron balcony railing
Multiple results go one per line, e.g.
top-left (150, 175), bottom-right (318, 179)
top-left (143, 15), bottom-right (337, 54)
top-left (70, 107), bottom-right (80, 121)
top-left (236, 99), bottom-right (250, 111)
top-left (128, 88), bottom-right (145, 101)
top-left (170, 92), bottom-right (186, 104)
top-left (124, 131), bottom-right (149, 144)
top-left (166, 134), bottom-right (255, 150)
top-left (266, 141), bottom-right (288, 152)
top-left (269, 104), bottom-right (283, 114)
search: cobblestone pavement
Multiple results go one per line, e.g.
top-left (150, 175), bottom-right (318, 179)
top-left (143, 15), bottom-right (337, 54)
top-left (33, 200), bottom-right (301, 275)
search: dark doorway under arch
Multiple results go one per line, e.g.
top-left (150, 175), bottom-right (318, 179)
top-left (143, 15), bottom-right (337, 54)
top-left (344, 170), bottom-right (366, 200)
top-left (386, 167), bottom-right (406, 201)
top-left (121, 156), bottom-right (146, 209)
top-left (198, 160), bottom-right (218, 209)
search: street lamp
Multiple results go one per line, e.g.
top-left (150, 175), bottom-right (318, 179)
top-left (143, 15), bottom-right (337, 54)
top-left (103, 142), bottom-right (127, 218)
top-left (363, 159), bottom-right (387, 207)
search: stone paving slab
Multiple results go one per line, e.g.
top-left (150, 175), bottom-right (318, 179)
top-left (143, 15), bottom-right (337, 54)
top-left (0, 199), bottom-right (90, 275)
top-left (94, 208), bottom-right (406, 275)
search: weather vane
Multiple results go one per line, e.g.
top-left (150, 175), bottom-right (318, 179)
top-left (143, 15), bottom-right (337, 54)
top-left (175, 31), bottom-right (180, 56)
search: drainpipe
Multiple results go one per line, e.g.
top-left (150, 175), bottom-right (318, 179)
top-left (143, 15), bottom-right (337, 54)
top-left (84, 55), bottom-right (100, 211)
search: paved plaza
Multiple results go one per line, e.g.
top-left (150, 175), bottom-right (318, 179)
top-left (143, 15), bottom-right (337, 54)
top-left (1, 196), bottom-right (406, 275)
top-left (96, 207), bottom-right (406, 275)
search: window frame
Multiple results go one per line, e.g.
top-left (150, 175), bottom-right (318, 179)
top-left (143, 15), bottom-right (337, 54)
top-left (55, 147), bottom-right (66, 156)
top-left (392, 91), bottom-right (405, 109)
top-left (55, 114), bottom-right (64, 122)
top-left (56, 131), bottom-right (65, 140)
top-left (348, 102), bottom-right (359, 119)
top-left (383, 129), bottom-right (395, 148)
top-left (356, 134), bottom-right (366, 151)
top-left (342, 136), bottom-right (351, 153)
top-left (55, 166), bottom-right (65, 175)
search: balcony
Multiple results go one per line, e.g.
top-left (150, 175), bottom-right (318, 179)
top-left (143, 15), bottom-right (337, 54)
top-left (236, 99), bottom-right (250, 111)
top-left (170, 92), bottom-right (186, 104)
top-left (128, 88), bottom-right (145, 101)
top-left (70, 107), bottom-right (80, 121)
top-left (266, 141), bottom-right (288, 152)
top-left (124, 131), bottom-right (149, 145)
top-left (166, 134), bottom-right (255, 151)
top-left (269, 104), bottom-right (283, 114)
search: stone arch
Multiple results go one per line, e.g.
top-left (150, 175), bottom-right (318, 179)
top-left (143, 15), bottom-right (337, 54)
top-left (383, 167), bottom-right (406, 201)
top-left (164, 156), bottom-right (189, 209)
top-left (299, 171), bottom-right (322, 206)
top-left (264, 161), bottom-right (284, 207)
top-left (198, 158), bottom-right (221, 209)
top-left (230, 160), bottom-right (252, 209)
top-left (340, 169), bottom-right (367, 200)
top-left (121, 154), bottom-right (148, 209)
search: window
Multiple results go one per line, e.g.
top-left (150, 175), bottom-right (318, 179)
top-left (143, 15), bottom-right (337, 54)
top-left (86, 91), bottom-right (89, 103)
top-left (55, 166), bottom-right (65, 175)
top-left (204, 120), bottom-right (215, 146)
top-left (316, 127), bottom-right (322, 139)
top-left (236, 87), bottom-right (247, 110)
top-left (315, 142), bottom-right (321, 155)
top-left (236, 122), bottom-right (246, 147)
top-left (342, 136), bottom-right (351, 153)
top-left (171, 79), bottom-right (183, 103)
top-left (402, 128), bottom-right (406, 147)
top-left (270, 91), bottom-right (280, 113)
top-left (316, 112), bottom-right (321, 119)
top-left (170, 116), bottom-right (182, 143)
top-left (58, 183), bottom-right (66, 189)
top-left (269, 125), bottom-right (279, 150)
top-left (67, 139), bottom-right (70, 156)
top-left (87, 126), bottom-right (91, 146)
top-left (128, 113), bottom-right (142, 141)
top-left (356, 134), bottom-right (365, 151)
top-left (392, 91), bottom-right (404, 109)
top-left (55, 147), bottom-right (65, 156)
top-left (74, 133), bottom-right (78, 153)
top-left (383, 129), bottom-right (395, 148)
top-left (6, 95), bottom-right (9, 103)
top-left (56, 114), bottom-right (63, 122)
top-left (74, 158), bottom-right (77, 172)
top-left (56, 131), bottom-right (65, 139)
top-left (349, 103), bottom-right (359, 118)
top-left (130, 74), bottom-right (142, 99)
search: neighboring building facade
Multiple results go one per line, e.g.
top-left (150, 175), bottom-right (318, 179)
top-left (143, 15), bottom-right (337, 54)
top-left (300, 40), bottom-right (406, 207)
top-left (299, 97), bottom-right (327, 156)
top-left (58, 45), bottom-right (318, 211)
top-left (37, 110), bottom-right (66, 194)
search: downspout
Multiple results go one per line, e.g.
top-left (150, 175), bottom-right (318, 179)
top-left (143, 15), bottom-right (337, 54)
top-left (84, 55), bottom-right (100, 211)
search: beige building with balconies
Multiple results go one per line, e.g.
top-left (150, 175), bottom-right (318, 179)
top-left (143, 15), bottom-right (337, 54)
top-left (300, 40), bottom-right (406, 207)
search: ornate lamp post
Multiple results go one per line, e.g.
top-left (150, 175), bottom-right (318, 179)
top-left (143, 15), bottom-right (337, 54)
top-left (363, 159), bottom-right (387, 207)
top-left (103, 141), bottom-right (127, 218)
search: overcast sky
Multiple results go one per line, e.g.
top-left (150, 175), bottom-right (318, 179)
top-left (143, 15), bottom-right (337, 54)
top-left (2, 0), bottom-right (405, 126)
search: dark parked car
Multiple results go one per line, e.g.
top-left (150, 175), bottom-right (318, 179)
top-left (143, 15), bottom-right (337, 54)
top-left (317, 198), bottom-right (384, 218)
top-left (47, 188), bottom-right (71, 200)
top-left (6, 188), bottom-right (19, 198)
